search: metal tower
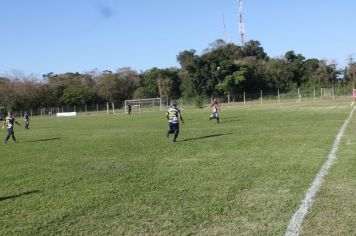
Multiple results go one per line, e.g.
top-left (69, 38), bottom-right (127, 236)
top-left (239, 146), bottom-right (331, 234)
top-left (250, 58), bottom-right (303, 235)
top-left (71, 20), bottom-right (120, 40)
top-left (222, 15), bottom-right (227, 42)
top-left (238, 0), bottom-right (245, 45)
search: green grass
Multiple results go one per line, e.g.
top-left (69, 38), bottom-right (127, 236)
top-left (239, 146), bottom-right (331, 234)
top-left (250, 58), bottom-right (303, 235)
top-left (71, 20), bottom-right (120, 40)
top-left (301, 104), bottom-right (356, 236)
top-left (0, 101), bottom-right (354, 235)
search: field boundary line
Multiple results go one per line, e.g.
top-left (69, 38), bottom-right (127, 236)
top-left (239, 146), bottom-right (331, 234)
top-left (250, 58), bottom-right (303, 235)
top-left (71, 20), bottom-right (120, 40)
top-left (285, 107), bottom-right (356, 236)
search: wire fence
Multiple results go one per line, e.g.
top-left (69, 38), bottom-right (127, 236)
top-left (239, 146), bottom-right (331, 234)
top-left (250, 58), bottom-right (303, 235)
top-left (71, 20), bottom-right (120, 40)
top-left (216, 86), bottom-right (353, 104)
top-left (4, 86), bottom-right (354, 118)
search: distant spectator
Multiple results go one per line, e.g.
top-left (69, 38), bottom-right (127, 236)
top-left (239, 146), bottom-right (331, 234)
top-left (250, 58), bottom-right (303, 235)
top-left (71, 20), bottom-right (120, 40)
top-left (24, 111), bottom-right (30, 130)
top-left (128, 103), bottom-right (132, 115)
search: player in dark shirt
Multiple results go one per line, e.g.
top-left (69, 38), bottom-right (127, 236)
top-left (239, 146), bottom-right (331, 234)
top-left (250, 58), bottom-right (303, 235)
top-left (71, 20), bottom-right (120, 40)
top-left (24, 111), bottom-right (30, 130)
top-left (127, 103), bottom-right (132, 115)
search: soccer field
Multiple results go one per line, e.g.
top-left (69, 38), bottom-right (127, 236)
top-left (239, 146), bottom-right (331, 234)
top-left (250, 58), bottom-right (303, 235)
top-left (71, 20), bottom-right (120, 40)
top-left (1, 101), bottom-right (355, 235)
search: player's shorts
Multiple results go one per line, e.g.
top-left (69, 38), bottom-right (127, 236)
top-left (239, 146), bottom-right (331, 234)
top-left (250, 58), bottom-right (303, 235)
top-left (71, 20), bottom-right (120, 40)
top-left (169, 123), bottom-right (179, 132)
top-left (211, 112), bottom-right (218, 118)
top-left (7, 128), bottom-right (14, 135)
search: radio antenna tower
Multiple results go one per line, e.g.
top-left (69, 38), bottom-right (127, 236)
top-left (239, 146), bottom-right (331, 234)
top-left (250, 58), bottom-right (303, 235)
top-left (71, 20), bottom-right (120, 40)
top-left (222, 15), bottom-right (227, 42)
top-left (238, 0), bottom-right (245, 45)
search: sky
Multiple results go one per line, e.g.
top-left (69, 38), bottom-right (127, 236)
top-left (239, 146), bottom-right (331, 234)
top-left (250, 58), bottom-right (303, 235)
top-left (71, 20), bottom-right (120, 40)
top-left (0, 0), bottom-right (355, 77)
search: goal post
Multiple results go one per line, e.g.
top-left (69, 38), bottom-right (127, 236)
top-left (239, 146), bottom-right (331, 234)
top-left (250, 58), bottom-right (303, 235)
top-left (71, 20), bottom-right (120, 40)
top-left (124, 98), bottom-right (168, 113)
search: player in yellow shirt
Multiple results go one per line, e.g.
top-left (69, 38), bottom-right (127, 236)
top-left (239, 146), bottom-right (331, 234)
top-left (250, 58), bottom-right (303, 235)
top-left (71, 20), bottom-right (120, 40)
top-left (2, 112), bottom-right (21, 144)
top-left (166, 101), bottom-right (184, 142)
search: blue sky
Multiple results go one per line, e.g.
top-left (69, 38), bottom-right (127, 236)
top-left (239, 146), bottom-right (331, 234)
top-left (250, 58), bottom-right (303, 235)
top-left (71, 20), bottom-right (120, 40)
top-left (1, 0), bottom-right (355, 77)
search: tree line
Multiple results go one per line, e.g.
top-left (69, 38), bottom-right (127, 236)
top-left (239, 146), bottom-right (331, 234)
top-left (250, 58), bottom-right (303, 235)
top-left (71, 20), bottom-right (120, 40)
top-left (1, 39), bottom-right (356, 111)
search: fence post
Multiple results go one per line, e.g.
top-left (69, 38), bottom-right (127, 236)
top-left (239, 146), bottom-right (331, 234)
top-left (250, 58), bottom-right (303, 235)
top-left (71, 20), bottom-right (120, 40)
top-left (106, 102), bottom-right (109, 115)
top-left (243, 91), bottom-right (246, 104)
top-left (332, 86), bottom-right (335, 100)
top-left (278, 89), bottom-right (280, 103)
top-left (314, 87), bottom-right (316, 100)
top-left (112, 102), bottom-right (115, 114)
top-left (228, 92), bottom-right (230, 103)
top-left (260, 90), bottom-right (263, 104)
top-left (320, 88), bottom-right (323, 98)
top-left (96, 104), bottom-right (99, 113)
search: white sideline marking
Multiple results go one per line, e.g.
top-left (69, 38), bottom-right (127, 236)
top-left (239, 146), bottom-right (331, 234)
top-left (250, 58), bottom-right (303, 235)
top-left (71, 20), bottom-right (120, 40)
top-left (285, 107), bottom-right (356, 236)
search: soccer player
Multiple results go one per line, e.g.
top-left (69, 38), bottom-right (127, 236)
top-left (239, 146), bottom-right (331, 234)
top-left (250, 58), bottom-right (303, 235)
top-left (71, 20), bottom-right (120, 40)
top-left (2, 112), bottom-right (21, 144)
top-left (209, 98), bottom-right (220, 123)
top-left (352, 88), bottom-right (356, 106)
top-left (24, 111), bottom-right (30, 130)
top-left (166, 100), bottom-right (184, 142)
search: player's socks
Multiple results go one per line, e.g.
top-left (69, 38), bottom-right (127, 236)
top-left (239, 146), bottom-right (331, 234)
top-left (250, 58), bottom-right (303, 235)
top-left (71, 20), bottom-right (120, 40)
top-left (173, 132), bottom-right (178, 142)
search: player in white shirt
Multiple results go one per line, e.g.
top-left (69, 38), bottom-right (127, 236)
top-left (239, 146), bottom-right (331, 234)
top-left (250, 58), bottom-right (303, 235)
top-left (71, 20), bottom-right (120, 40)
top-left (209, 98), bottom-right (220, 123)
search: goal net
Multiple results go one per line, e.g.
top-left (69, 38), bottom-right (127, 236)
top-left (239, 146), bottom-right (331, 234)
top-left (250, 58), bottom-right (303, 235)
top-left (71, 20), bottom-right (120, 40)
top-left (124, 98), bottom-right (168, 113)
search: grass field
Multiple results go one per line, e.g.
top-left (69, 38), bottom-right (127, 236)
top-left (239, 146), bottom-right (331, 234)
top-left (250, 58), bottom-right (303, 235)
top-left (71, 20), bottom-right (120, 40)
top-left (1, 100), bottom-right (355, 235)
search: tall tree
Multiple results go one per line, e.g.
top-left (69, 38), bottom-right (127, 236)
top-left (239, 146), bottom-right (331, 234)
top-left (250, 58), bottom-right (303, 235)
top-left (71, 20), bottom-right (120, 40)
top-left (60, 84), bottom-right (94, 106)
top-left (265, 58), bottom-right (294, 90)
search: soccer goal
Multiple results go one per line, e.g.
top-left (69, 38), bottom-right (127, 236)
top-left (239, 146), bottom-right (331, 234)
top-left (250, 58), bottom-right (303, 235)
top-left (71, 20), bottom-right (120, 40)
top-left (321, 87), bottom-right (335, 99)
top-left (124, 98), bottom-right (168, 113)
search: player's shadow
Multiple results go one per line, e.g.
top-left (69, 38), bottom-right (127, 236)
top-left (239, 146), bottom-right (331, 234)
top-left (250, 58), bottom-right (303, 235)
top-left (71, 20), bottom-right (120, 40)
top-left (180, 133), bottom-right (232, 142)
top-left (217, 116), bottom-right (241, 124)
top-left (23, 137), bottom-right (61, 143)
top-left (219, 119), bottom-right (240, 124)
top-left (0, 190), bottom-right (39, 202)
